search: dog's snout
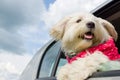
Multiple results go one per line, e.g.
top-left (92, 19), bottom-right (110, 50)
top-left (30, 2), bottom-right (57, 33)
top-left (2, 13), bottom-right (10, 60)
top-left (86, 22), bottom-right (95, 29)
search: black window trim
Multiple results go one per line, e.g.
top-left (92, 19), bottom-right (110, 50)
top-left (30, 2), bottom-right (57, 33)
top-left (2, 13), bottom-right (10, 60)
top-left (91, 70), bottom-right (120, 78)
top-left (36, 77), bottom-right (56, 80)
top-left (93, 0), bottom-right (120, 18)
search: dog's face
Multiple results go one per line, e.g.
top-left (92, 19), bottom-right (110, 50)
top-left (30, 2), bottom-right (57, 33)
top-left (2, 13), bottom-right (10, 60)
top-left (50, 13), bottom-right (117, 53)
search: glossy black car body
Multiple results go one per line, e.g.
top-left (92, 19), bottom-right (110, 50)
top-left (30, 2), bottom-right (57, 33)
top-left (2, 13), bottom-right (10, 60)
top-left (19, 0), bottom-right (120, 80)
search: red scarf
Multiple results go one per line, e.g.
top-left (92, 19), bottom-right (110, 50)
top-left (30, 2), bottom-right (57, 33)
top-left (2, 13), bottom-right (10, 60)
top-left (66, 38), bottom-right (120, 63)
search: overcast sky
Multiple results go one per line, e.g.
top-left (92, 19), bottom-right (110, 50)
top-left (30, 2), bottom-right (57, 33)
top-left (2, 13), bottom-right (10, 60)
top-left (0, 0), bottom-right (107, 80)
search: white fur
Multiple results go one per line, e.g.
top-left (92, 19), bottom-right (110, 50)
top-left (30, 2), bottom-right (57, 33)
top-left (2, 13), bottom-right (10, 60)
top-left (50, 13), bottom-right (120, 80)
top-left (57, 52), bottom-right (109, 80)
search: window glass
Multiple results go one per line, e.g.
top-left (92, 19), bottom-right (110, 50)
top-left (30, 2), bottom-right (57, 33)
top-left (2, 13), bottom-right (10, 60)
top-left (56, 58), bottom-right (67, 76)
top-left (39, 41), bottom-right (61, 78)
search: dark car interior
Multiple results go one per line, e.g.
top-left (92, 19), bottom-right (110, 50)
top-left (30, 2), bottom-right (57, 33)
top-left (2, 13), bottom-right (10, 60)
top-left (93, 1), bottom-right (120, 53)
top-left (111, 12), bottom-right (120, 53)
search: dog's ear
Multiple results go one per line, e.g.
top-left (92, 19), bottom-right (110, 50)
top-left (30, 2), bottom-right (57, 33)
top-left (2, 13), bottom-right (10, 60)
top-left (50, 17), bottom-right (71, 40)
top-left (99, 18), bottom-right (118, 41)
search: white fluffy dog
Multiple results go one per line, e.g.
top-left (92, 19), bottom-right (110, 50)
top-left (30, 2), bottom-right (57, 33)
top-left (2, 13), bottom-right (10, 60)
top-left (50, 13), bottom-right (120, 80)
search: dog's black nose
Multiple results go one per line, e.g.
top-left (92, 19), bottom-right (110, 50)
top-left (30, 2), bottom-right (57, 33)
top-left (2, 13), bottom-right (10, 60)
top-left (87, 22), bottom-right (95, 28)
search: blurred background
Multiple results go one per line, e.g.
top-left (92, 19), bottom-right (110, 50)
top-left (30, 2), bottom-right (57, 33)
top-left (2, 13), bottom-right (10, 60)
top-left (0, 0), bottom-right (108, 80)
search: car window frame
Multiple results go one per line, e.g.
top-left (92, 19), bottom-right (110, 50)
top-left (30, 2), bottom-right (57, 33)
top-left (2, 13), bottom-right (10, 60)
top-left (36, 40), bottom-right (62, 79)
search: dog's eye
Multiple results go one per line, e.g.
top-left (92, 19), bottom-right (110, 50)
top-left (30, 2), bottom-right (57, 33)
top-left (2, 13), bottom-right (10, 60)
top-left (76, 19), bottom-right (81, 23)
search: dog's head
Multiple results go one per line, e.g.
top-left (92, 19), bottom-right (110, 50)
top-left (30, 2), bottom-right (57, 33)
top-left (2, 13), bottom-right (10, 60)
top-left (50, 13), bottom-right (117, 53)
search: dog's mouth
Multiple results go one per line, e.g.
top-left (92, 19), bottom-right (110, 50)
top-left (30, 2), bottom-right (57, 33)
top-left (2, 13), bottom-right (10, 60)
top-left (83, 32), bottom-right (94, 40)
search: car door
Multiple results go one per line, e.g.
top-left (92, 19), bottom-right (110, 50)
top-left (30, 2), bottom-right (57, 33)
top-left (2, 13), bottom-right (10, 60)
top-left (36, 40), bottom-right (120, 80)
top-left (37, 47), bottom-right (120, 80)
top-left (19, 40), bottom-right (62, 80)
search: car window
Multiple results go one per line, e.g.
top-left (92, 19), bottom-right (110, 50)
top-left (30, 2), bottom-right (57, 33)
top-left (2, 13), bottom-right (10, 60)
top-left (39, 41), bottom-right (61, 78)
top-left (56, 57), bottom-right (67, 76)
